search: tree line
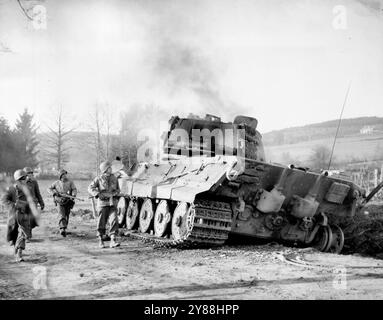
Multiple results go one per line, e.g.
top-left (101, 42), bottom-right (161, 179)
top-left (0, 108), bottom-right (39, 174)
top-left (1, 104), bottom-right (170, 178)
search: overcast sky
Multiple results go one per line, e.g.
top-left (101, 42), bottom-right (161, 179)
top-left (0, 0), bottom-right (382, 133)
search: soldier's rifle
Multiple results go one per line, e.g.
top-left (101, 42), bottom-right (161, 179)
top-left (88, 192), bottom-right (123, 220)
top-left (56, 193), bottom-right (85, 202)
top-left (89, 196), bottom-right (97, 220)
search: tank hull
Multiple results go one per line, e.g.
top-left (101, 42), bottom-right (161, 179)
top-left (117, 155), bottom-right (363, 252)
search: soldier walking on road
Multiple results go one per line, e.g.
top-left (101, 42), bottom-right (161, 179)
top-left (88, 161), bottom-right (121, 249)
top-left (24, 167), bottom-right (44, 240)
top-left (1, 170), bottom-right (34, 262)
top-left (48, 169), bottom-right (77, 237)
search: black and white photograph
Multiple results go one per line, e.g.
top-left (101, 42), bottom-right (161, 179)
top-left (0, 0), bottom-right (383, 306)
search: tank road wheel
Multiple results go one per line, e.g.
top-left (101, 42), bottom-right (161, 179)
top-left (312, 225), bottom-right (333, 252)
top-left (126, 199), bottom-right (139, 230)
top-left (139, 198), bottom-right (154, 233)
top-left (171, 202), bottom-right (195, 241)
top-left (117, 197), bottom-right (128, 227)
top-left (154, 200), bottom-right (172, 237)
top-left (328, 225), bottom-right (345, 254)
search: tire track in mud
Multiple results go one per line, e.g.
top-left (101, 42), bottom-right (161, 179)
top-left (2, 216), bottom-right (383, 300)
top-left (1, 216), bottom-right (154, 299)
top-left (41, 230), bottom-right (383, 299)
top-left (0, 223), bottom-right (67, 299)
top-left (50, 272), bottom-right (383, 300)
top-left (280, 251), bottom-right (383, 270)
top-left (2, 228), bottom-right (383, 300)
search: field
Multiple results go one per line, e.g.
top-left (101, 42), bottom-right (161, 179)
top-left (1, 179), bottom-right (383, 299)
top-left (265, 133), bottom-right (383, 165)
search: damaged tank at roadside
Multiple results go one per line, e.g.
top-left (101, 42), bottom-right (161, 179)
top-left (114, 114), bottom-right (377, 253)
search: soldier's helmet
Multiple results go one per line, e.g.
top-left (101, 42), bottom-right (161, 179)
top-left (100, 161), bottom-right (112, 174)
top-left (23, 167), bottom-right (33, 174)
top-left (14, 169), bottom-right (27, 181)
top-left (58, 169), bottom-right (68, 179)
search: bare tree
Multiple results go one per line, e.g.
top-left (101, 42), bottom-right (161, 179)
top-left (309, 145), bottom-right (333, 171)
top-left (104, 105), bottom-right (113, 160)
top-left (16, 0), bottom-right (34, 21)
top-left (118, 106), bottom-right (142, 167)
top-left (43, 106), bottom-right (75, 171)
top-left (86, 103), bottom-right (122, 174)
top-left (88, 104), bottom-right (105, 176)
top-left (117, 104), bottom-right (169, 167)
top-left (86, 103), bottom-right (164, 174)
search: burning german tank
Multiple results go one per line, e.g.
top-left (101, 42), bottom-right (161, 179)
top-left (115, 114), bottom-right (368, 253)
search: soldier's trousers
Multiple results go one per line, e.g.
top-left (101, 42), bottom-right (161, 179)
top-left (97, 206), bottom-right (118, 237)
top-left (58, 204), bottom-right (71, 230)
top-left (28, 202), bottom-right (39, 239)
top-left (15, 211), bottom-right (32, 251)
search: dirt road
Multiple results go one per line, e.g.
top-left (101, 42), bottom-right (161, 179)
top-left (1, 204), bottom-right (382, 300)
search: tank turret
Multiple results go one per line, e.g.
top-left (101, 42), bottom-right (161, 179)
top-left (163, 114), bottom-right (265, 161)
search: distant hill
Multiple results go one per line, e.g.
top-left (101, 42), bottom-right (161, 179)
top-left (262, 117), bottom-right (383, 166)
top-left (262, 117), bottom-right (383, 146)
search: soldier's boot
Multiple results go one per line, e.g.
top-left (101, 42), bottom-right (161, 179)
top-left (109, 235), bottom-right (120, 248)
top-left (15, 249), bottom-right (24, 263)
top-left (60, 229), bottom-right (66, 237)
top-left (98, 236), bottom-right (105, 249)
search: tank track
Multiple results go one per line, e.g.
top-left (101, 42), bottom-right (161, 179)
top-left (123, 198), bottom-right (233, 248)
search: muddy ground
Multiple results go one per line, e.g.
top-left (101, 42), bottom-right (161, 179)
top-left (1, 201), bottom-right (383, 300)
